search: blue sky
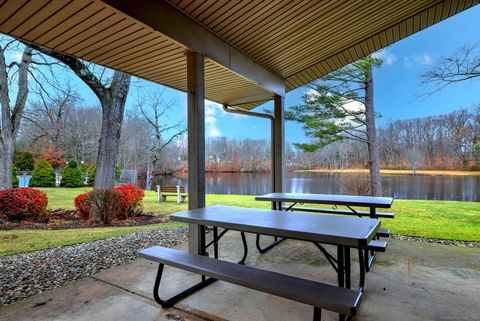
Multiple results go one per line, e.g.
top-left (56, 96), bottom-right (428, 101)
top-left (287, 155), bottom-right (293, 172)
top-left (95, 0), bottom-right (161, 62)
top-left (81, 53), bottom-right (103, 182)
top-left (20, 4), bottom-right (480, 144)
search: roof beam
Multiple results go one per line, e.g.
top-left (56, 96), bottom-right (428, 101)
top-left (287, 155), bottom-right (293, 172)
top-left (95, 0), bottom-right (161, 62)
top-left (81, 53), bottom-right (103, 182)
top-left (102, 0), bottom-right (285, 97)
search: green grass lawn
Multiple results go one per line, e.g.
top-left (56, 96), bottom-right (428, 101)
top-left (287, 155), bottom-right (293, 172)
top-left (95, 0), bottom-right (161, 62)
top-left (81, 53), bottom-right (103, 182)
top-left (0, 188), bottom-right (478, 256)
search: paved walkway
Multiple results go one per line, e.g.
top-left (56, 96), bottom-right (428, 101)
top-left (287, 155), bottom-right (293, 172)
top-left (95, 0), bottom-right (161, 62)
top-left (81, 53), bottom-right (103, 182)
top-left (1, 233), bottom-right (479, 321)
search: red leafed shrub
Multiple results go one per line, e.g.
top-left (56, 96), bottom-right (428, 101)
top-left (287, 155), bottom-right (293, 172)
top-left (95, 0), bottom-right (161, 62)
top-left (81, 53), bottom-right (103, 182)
top-left (74, 185), bottom-right (144, 223)
top-left (74, 192), bottom-right (92, 221)
top-left (0, 187), bottom-right (49, 222)
top-left (113, 184), bottom-right (145, 217)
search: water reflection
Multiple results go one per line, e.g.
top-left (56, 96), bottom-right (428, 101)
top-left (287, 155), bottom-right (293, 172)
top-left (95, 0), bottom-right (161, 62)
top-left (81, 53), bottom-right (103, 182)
top-left (155, 172), bottom-right (480, 201)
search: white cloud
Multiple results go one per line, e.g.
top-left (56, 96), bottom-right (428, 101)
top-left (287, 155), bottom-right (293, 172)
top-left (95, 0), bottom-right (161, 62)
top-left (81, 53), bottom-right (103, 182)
top-left (372, 48), bottom-right (397, 65)
top-left (205, 101), bottom-right (223, 138)
top-left (404, 53), bottom-right (433, 68)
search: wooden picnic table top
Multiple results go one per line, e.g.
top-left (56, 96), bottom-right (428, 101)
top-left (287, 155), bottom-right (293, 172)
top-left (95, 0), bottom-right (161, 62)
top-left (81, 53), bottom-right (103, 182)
top-left (170, 205), bottom-right (380, 247)
top-left (255, 193), bottom-right (394, 209)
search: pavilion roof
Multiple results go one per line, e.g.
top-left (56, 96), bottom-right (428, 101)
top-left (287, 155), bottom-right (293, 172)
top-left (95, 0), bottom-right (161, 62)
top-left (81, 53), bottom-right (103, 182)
top-left (0, 0), bottom-right (477, 108)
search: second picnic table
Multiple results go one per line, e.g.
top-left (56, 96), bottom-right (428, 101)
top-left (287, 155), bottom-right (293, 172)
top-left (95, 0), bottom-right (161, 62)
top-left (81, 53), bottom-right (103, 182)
top-left (255, 192), bottom-right (394, 269)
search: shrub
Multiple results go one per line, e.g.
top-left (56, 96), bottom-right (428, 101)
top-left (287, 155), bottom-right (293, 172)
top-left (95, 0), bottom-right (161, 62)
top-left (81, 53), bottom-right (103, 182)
top-left (29, 160), bottom-right (56, 187)
top-left (74, 185), bottom-right (144, 223)
top-left (0, 187), bottom-right (49, 222)
top-left (61, 160), bottom-right (84, 187)
top-left (39, 145), bottom-right (65, 168)
top-left (113, 184), bottom-right (145, 216)
top-left (470, 163), bottom-right (480, 171)
top-left (75, 189), bottom-right (126, 224)
top-left (79, 163), bottom-right (88, 182)
top-left (74, 192), bottom-right (92, 221)
top-left (14, 151), bottom-right (35, 171)
top-left (335, 173), bottom-right (371, 196)
top-left (87, 165), bottom-right (96, 186)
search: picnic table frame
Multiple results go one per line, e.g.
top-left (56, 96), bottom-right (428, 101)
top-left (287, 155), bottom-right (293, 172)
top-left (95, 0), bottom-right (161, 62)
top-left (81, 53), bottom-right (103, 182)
top-left (171, 205), bottom-right (381, 292)
top-left (255, 193), bottom-right (393, 267)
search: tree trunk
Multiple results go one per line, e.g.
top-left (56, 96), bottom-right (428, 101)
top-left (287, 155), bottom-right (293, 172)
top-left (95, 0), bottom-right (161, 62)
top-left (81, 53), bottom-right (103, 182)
top-left (93, 71), bottom-right (131, 189)
top-left (364, 64), bottom-right (382, 196)
top-left (0, 46), bottom-right (32, 190)
top-left (0, 143), bottom-right (13, 189)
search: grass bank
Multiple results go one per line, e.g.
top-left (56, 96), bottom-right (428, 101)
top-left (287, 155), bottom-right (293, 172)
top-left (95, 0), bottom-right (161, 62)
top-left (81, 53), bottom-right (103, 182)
top-left (0, 188), bottom-right (478, 256)
top-left (299, 168), bottom-right (480, 176)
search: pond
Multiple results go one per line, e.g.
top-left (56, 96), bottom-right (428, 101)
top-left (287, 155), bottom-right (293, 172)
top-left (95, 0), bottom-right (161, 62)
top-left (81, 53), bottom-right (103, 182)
top-left (156, 172), bottom-right (480, 201)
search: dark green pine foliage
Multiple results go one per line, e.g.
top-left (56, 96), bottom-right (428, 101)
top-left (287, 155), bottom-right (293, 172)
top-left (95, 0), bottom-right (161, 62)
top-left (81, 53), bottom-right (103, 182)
top-left (87, 165), bottom-right (96, 186)
top-left (286, 56), bottom-right (381, 152)
top-left (61, 160), bottom-right (84, 187)
top-left (29, 160), bottom-right (56, 187)
top-left (14, 151), bottom-right (35, 171)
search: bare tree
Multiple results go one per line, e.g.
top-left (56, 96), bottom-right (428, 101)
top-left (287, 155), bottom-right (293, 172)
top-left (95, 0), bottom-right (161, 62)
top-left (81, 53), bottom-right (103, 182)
top-left (0, 40), bottom-right (32, 190)
top-left (28, 43), bottom-right (131, 189)
top-left (421, 43), bottom-right (480, 94)
top-left (137, 91), bottom-right (186, 190)
top-left (22, 85), bottom-right (77, 147)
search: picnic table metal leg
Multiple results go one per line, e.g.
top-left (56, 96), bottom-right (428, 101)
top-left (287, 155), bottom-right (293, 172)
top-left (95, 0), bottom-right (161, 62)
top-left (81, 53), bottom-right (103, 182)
top-left (239, 232), bottom-right (248, 265)
top-left (357, 248), bottom-right (366, 291)
top-left (153, 263), bottom-right (217, 308)
top-left (213, 227), bottom-right (219, 259)
top-left (255, 200), bottom-right (286, 253)
top-left (255, 234), bottom-right (286, 253)
top-left (344, 246), bottom-right (351, 289)
top-left (313, 307), bottom-right (321, 321)
top-left (337, 245), bottom-right (345, 288)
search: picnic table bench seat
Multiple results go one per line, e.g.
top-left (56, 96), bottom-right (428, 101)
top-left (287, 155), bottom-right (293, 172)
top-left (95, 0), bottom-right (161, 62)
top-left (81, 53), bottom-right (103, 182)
top-left (367, 240), bottom-right (387, 252)
top-left (281, 205), bottom-right (395, 219)
top-left (140, 246), bottom-right (362, 321)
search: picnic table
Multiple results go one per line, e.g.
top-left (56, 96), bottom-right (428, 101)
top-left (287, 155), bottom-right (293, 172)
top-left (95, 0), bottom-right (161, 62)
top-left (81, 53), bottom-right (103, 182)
top-left (139, 205), bottom-right (380, 320)
top-left (255, 192), bottom-right (394, 270)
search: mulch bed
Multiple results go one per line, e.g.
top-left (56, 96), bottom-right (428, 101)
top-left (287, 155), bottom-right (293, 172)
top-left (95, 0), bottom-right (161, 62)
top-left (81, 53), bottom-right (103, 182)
top-left (0, 208), bottom-right (167, 230)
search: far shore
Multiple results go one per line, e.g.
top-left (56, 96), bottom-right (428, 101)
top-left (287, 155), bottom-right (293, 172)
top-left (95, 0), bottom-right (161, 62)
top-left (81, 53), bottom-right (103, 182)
top-left (296, 168), bottom-right (480, 176)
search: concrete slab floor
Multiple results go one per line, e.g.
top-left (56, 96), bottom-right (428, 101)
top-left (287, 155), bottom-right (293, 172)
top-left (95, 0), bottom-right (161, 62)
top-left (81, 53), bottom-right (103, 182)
top-left (1, 232), bottom-right (479, 321)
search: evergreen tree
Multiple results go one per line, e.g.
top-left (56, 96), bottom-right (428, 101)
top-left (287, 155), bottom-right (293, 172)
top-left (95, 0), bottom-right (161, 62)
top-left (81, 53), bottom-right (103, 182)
top-left (61, 160), bottom-right (84, 187)
top-left (14, 151), bottom-right (35, 172)
top-left (30, 160), bottom-right (56, 187)
top-left (287, 56), bottom-right (383, 195)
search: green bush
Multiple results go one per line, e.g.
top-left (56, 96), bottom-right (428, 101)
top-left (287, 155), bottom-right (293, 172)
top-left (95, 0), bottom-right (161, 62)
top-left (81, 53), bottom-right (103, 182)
top-left (61, 160), bottom-right (84, 187)
top-left (14, 151), bottom-right (35, 172)
top-left (29, 160), bottom-right (56, 187)
top-left (470, 163), bottom-right (480, 171)
top-left (79, 163), bottom-right (88, 182)
top-left (87, 165), bottom-right (96, 186)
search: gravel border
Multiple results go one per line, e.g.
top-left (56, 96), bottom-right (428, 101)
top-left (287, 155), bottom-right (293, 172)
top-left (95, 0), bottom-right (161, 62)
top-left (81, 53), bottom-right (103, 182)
top-left (0, 227), bottom-right (187, 306)
top-left (391, 234), bottom-right (480, 248)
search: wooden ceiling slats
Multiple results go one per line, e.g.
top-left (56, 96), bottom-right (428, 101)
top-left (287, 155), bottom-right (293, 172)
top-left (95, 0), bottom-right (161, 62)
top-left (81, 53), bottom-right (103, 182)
top-left (6, 0), bottom-right (70, 37)
top-left (112, 44), bottom-right (183, 71)
top-left (0, 0), bottom-right (476, 110)
top-left (218, 0), bottom-right (279, 39)
top-left (244, 0), bottom-right (356, 58)
top-left (261, 0), bottom-right (429, 76)
top-left (0, 0), bottom-right (29, 25)
top-left (89, 32), bottom-right (160, 63)
top-left (226, 0), bottom-right (307, 46)
top-left (19, 1), bottom-right (92, 41)
top-left (41, 9), bottom-right (113, 48)
top-left (0, 0), bottom-right (50, 34)
top-left (70, 23), bottom-right (142, 57)
top-left (54, 14), bottom-right (125, 51)
top-left (280, 6), bottom-right (432, 76)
